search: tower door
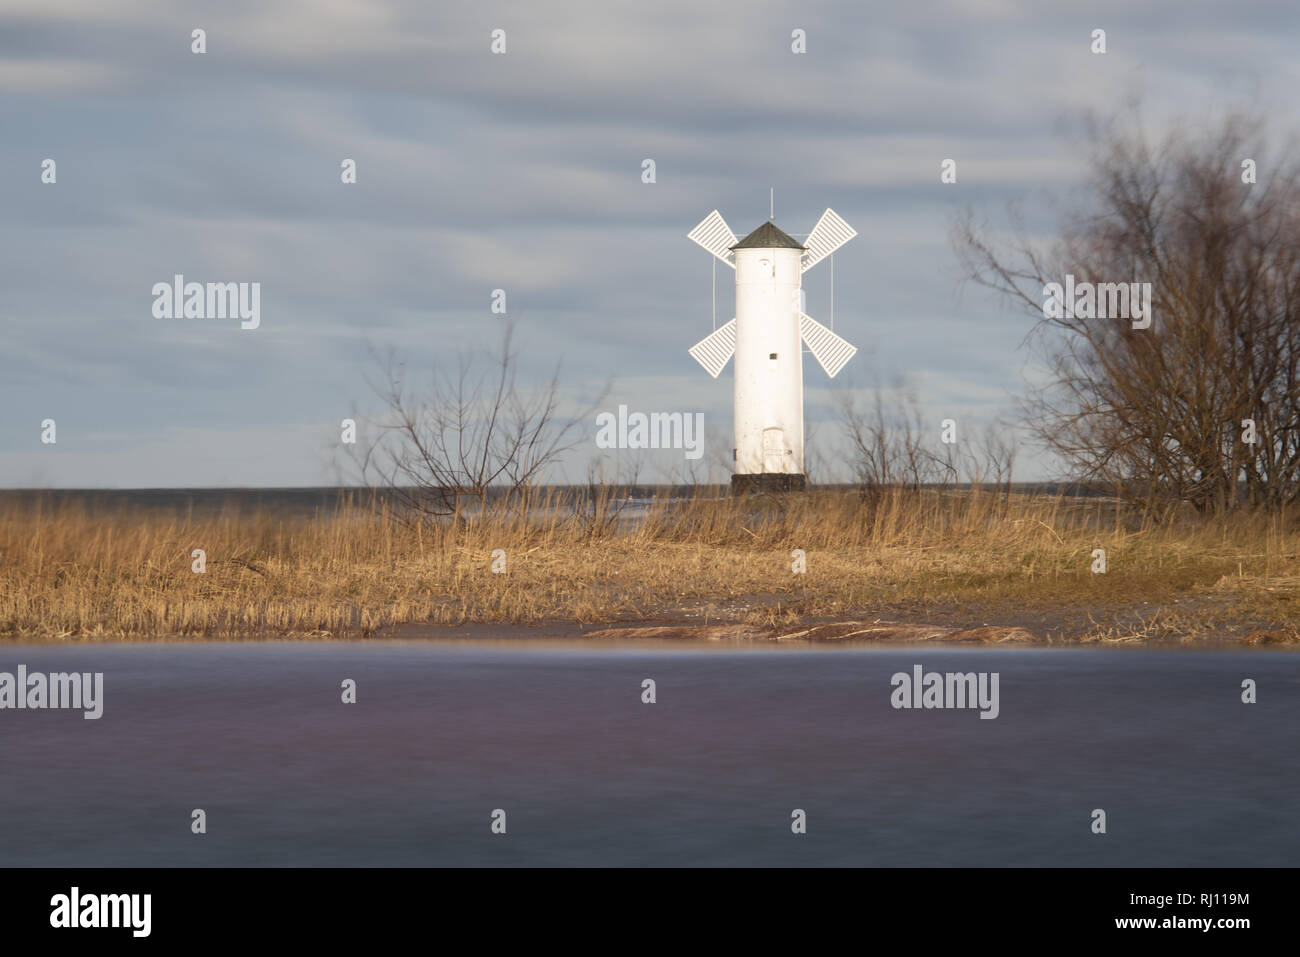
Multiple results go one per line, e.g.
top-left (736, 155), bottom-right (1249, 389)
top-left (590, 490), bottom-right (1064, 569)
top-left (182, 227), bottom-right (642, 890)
top-left (762, 427), bottom-right (787, 473)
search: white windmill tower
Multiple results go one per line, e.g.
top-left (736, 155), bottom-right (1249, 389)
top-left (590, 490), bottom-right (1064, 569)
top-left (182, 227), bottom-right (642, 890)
top-left (687, 206), bottom-right (858, 493)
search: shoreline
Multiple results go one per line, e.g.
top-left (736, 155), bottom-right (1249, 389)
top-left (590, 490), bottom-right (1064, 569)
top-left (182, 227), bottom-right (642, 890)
top-left (5, 615), bottom-right (1297, 647)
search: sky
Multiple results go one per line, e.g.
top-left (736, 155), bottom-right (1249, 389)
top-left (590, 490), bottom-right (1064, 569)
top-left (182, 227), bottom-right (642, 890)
top-left (2, 0), bottom-right (1297, 487)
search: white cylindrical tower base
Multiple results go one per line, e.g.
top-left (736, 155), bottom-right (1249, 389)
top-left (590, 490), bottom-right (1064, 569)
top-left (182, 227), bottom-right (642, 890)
top-left (732, 243), bottom-right (805, 487)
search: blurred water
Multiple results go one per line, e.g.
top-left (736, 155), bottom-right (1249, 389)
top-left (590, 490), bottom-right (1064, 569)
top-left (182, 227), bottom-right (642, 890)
top-left (0, 641), bottom-right (1294, 867)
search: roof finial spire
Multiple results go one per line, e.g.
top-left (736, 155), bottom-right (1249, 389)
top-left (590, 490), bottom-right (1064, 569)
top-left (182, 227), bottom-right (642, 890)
top-left (770, 187), bottom-right (774, 221)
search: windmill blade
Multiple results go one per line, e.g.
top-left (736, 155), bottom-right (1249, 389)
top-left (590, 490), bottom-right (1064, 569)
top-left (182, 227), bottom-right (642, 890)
top-left (688, 318), bottom-right (737, 378)
top-left (687, 210), bottom-right (737, 268)
top-left (800, 313), bottom-right (857, 378)
top-left (800, 208), bottom-right (856, 271)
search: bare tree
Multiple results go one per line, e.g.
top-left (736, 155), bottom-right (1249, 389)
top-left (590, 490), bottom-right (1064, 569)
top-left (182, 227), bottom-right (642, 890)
top-left (954, 107), bottom-right (1300, 515)
top-left (354, 320), bottom-right (605, 520)
top-left (969, 421), bottom-right (1018, 500)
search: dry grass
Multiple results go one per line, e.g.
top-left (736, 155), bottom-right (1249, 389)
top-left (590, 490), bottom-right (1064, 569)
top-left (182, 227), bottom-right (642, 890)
top-left (2, 488), bottom-right (1299, 642)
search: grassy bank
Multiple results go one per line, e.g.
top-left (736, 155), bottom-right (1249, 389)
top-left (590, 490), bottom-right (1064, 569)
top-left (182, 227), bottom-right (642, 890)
top-left (2, 489), bottom-right (1298, 642)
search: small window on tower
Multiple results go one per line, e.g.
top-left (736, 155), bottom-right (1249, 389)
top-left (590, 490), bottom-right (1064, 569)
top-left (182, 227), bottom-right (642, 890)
top-left (769, 353), bottom-right (778, 360)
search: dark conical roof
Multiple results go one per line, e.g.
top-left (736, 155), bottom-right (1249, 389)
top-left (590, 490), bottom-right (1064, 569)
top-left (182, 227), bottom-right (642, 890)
top-left (730, 221), bottom-right (805, 250)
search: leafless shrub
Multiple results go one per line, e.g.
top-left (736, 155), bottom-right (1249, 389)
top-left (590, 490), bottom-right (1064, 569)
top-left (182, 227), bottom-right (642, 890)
top-left (353, 320), bottom-right (606, 522)
top-left (835, 376), bottom-right (948, 504)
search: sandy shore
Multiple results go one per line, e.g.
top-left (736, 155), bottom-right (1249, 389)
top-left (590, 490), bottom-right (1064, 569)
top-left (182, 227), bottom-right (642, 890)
top-left (381, 616), bottom-right (1298, 645)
